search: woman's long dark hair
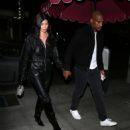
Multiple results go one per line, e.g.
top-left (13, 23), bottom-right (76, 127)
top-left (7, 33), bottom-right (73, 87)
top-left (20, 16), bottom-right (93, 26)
top-left (27, 12), bottom-right (56, 46)
top-left (31, 12), bottom-right (52, 36)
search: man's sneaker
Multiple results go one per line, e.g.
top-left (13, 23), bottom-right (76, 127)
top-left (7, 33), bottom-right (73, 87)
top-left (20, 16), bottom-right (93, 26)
top-left (100, 118), bottom-right (117, 126)
top-left (70, 110), bottom-right (82, 120)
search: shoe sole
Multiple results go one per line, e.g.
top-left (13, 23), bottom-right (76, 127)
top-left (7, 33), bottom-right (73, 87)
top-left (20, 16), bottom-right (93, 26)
top-left (100, 123), bottom-right (117, 127)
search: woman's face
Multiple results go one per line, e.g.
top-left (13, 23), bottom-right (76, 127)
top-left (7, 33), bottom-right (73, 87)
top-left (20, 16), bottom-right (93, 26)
top-left (40, 19), bottom-right (49, 33)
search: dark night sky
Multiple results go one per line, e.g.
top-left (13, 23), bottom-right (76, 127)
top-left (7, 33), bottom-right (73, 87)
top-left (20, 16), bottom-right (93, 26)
top-left (0, 0), bottom-right (45, 17)
top-left (0, 0), bottom-right (43, 9)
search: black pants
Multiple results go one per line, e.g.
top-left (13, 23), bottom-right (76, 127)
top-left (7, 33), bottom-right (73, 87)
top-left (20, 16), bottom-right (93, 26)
top-left (71, 67), bottom-right (107, 121)
top-left (31, 71), bottom-right (51, 103)
top-left (30, 70), bottom-right (61, 129)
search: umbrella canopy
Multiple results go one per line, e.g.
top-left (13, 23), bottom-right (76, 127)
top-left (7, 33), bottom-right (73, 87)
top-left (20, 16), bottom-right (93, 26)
top-left (115, 0), bottom-right (130, 16)
top-left (41, 0), bottom-right (130, 23)
top-left (49, 0), bottom-right (72, 4)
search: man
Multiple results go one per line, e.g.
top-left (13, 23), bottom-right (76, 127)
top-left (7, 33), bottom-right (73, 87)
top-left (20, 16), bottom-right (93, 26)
top-left (63, 11), bottom-right (117, 126)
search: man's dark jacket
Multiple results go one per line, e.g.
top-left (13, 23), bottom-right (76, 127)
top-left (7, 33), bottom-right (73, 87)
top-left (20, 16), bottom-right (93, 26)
top-left (64, 25), bottom-right (104, 71)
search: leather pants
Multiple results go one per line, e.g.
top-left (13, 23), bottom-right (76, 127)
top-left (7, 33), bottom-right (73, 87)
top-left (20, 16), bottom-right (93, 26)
top-left (30, 70), bottom-right (61, 130)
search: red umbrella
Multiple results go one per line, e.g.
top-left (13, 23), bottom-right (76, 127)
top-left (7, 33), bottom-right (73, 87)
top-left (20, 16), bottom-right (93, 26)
top-left (49, 0), bottom-right (72, 4)
top-left (115, 0), bottom-right (130, 17)
top-left (41, 1), bottom-right (67, 18)
top-left (41, 0), bottom-right (130, 23)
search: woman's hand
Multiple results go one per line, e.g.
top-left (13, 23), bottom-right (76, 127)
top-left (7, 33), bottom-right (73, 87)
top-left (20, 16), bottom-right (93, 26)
top-left (16, 85), bottom-right (24, 98)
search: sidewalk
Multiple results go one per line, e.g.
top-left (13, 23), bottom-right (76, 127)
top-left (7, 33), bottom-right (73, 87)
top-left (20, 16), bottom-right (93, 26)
top-left (0, 78), bottom-right (130, 130)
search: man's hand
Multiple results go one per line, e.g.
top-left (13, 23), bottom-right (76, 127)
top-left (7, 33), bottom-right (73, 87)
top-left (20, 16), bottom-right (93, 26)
top-left (63, 70), bottom-right (72, 80)
top-left (100, 70), bottom-right (105, 75)
top-left (100, 70), bottom-right (106, 81)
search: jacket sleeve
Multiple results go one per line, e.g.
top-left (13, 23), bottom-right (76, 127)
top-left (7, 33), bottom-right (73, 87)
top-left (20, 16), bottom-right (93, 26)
top-left (97, 32), bottom-right (104, 70)
top-left (18, 36), bottom-right (32, 85)
top-left (64, 29), bottom-right (80, 70)
top-left (53, 45), bottom-right (63, 70)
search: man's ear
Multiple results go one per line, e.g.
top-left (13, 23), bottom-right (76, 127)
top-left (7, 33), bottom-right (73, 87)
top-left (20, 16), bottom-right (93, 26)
top-left (90, 18), bottom-right (93, 24)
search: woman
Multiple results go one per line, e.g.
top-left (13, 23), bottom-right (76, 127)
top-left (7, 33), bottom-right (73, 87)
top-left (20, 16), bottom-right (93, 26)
top-left (18, 12), bottom-right (63, 130)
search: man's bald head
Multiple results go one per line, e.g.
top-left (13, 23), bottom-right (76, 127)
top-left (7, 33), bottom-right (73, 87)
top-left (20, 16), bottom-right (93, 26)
top-left (91, 10), bottom-right (103, 20)
top-left (90, 10), bottom-right (104, 31)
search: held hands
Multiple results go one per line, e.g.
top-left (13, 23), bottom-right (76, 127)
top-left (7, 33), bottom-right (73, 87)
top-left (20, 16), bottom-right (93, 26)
top-left (63, 70), bottom-right (72, 80)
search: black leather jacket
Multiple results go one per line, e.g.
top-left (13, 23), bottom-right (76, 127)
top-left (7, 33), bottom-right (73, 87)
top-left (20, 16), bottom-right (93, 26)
top-left (18, 33), bottom-right (63, 84)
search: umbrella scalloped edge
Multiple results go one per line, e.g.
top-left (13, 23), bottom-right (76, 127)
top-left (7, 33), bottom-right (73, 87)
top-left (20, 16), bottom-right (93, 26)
top-left (49, 0), bottom-right (72, 4)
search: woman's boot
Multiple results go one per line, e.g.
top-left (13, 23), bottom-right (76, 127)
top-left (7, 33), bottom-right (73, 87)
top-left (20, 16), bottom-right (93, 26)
top-left (44, 102), bottom-right (61, 130)
top-left (34, 98), bottom-right (44, 126)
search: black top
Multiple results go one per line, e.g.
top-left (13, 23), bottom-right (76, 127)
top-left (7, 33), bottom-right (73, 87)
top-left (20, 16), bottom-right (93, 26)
top-left (18, 33), bottom-right (63, 84)
top-left (64, 24), bottom-right (104, 71)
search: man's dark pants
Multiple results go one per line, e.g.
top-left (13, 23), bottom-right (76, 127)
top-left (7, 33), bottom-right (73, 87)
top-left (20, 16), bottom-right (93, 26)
top-left (71, 67), bottom-right (107, 121)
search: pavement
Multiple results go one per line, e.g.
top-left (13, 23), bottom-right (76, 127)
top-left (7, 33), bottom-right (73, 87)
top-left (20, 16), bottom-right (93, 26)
top-left (0, 71), bottom-right (130, 130)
